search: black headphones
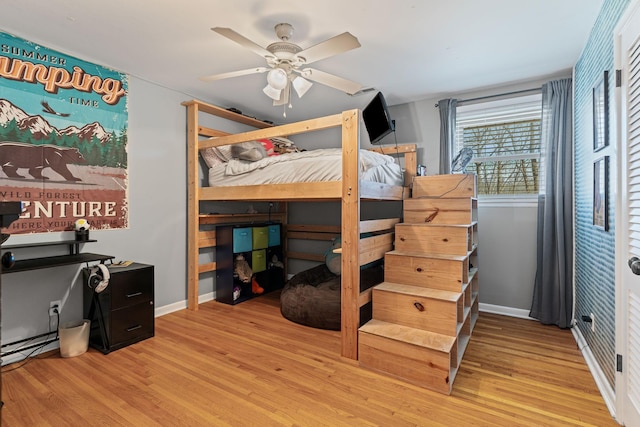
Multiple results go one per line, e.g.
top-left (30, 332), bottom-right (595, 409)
top-left (87, 264), bottom-right (110, 293)
top-left (1, 251), bottom-right (15, 269)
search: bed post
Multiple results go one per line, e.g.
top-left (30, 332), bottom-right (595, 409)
top-left (341, 109), bottom-right (361, 360)
top-left (186, 102), bottom-right (200, 311)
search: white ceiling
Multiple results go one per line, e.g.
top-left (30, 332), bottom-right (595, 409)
top-left (0, 0), bottom-right (603, 124)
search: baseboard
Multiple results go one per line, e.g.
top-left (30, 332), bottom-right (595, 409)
top-left (154, 292), bottom-right (215, 317)
top-left (199, 292), bottom-right (215, 304)
top-left (1, 293), bottom-right (217, 366)
top-left (478, 303), bottom-right (536, 320)
top-left (154, 300), bottom-right (186, 317)
top-left (1, 338), bottom-right (60, 366)
top-left (571, 326), bottom-right (617, 419)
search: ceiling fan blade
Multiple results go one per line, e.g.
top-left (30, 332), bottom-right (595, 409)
top-left (200, 67), bottom-right (269, 82)
top-left (211, 27), bottom-right (274, 58)
top-left (296, 32), bottom-right (361, 65)
top-left (299, 68), bottom-right (362, 95)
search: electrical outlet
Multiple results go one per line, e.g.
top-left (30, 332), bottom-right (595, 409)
top-left (49, 300), bottom-right (61, 316)
top-left (590, 312), bottom-right (595, 332)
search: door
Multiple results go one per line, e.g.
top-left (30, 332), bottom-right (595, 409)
top-left (616, 0), bottom-right (640, 425)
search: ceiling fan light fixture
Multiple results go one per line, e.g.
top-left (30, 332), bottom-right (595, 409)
top-left (292, 76), bottom-right (312, 98)
top-left (206, 24), bottom-right (363, 113)
top-left (263, 84), bottom-right (282, 101)
top-left (266, 68), bottom-right (288, 90)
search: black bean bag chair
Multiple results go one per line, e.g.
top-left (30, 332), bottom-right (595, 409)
top-left (280, 263), bottom-right (383, 330)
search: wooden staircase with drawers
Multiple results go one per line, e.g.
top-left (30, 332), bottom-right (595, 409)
top-left (358, 174), bottom-right (479, 395)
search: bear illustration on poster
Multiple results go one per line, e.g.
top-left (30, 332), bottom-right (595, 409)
top-left (0, 142), bottom-right (86, 181)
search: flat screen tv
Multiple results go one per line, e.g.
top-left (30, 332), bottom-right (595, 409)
top-left (363, 91), bottom-right (395, 144)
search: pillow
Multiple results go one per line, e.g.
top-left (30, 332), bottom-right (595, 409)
top-left (201, 148), bottom-right (225, 168)
top-left (214, 145), bottom-right (233, 162)
top-left (201, 145), bottom-right (232, 168)
top-left (260, 139), bottom-right (276, 156)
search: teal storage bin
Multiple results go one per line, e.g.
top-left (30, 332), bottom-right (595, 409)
top-left (252, 249), bottom-right (266, 273)
top-left (233, 228), bottom-right (252, 253)
top-left (252, 226), bottom-right (269, 249)
top-left (268, 224), bottom-right (281, 247)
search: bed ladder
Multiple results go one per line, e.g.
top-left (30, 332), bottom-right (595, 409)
top-left (358, 174), bottom-right (479, 395)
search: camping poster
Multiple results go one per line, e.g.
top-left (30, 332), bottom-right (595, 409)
top-left (0, 31), bottom-right (128, 234)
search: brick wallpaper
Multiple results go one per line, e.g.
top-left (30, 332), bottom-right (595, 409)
top-left (574, 0), bottom-right (630, 389)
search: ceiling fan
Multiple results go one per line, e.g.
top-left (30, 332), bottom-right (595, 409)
top-left (200, 23), bottom-right (363, 112)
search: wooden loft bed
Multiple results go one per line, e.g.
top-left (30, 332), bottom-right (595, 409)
top-left (182, 99), bottom-right (417, 360)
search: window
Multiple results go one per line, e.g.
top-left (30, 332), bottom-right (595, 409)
top-left (454, 94), bottom-right (542, 196)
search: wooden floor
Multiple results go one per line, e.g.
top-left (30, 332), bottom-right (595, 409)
top-left (2, 292), bottom-right (617, 426)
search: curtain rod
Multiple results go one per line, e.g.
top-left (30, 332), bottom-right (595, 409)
top-left (434, 87), bottom-right (541, 107)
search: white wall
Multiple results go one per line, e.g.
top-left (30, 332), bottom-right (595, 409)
top-left (1, 77), bottom-right (191, 363)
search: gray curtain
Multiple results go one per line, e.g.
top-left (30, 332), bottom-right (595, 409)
top-left (530, 78), bottom-right (574, 328)
top-left (438, 98), bottom-right (457, 174)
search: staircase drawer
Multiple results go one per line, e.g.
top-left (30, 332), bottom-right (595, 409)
top-left (384, 251), bottom-right (468, 292)
top-left (395, 223), bottom-right (476, 256)
top-left (373, 284), bottom-right (463, 336)
top-left (359, 324), bottom-right (457, 395)
top-left (403, 198), bottom-right (477, 225)
top-left (413, 174), bottom-right (476, 198)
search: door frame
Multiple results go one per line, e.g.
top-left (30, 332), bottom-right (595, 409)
top-left (615, 0), bottom-right (640, 424)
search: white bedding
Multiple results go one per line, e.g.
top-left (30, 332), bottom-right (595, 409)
top-left (207, 148), bottom-right (403, 187)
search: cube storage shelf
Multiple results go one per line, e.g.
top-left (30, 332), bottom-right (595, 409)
top-left (216, 222), bottom-right (284, 304)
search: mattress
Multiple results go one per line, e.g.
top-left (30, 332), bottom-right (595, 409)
top-left (208, 148), bottom-right (403, 187)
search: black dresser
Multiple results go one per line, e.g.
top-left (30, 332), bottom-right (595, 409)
top-left (83, 262), bottom-right (154, 353)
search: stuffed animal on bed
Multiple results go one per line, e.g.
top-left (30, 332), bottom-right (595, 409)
top-left (230, 141), bottom-right (268, 162)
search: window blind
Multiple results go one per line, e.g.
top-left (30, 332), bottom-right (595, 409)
top-left (455, 94), bottom-right (542, 196)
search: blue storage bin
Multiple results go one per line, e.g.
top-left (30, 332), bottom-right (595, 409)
top-left (268, 224), bottom-right (281, 247)
top-left (252, 226), bottom-right (269, 249)
top-left (232, 228), bottom-right (253, 253)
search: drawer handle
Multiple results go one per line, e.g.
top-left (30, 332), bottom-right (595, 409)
top-left (416, 267), bottom-right (423, 272)
top-left (126, 325), bottom-right (142, 332)
top-left (126, 292), bottom-right (143, 298)
top-left (413, 301), bottom-right (425, 312)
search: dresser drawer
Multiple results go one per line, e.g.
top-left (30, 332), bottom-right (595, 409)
top-left (109, 266), bottom-right (154, 309)
top-left (110, 301), bottom-right (154, 346)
